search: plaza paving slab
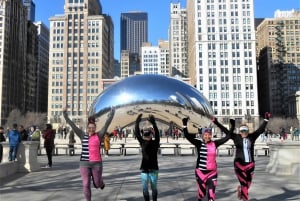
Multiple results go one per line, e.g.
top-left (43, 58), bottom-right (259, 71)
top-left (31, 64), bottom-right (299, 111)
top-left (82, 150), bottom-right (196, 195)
top-left (0, 153), bottom-right (300, 201)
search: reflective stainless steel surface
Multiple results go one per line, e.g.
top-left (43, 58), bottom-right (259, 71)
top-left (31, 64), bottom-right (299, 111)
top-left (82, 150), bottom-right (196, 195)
top-left (88, 75), bottom-right (213, 133)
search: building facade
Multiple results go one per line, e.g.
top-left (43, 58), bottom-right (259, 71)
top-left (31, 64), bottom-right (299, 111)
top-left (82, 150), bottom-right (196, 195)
top-left (186, 0), bottom-right (259, 124)
top-left (24, 21), bottom-right (38, 113)
top-left (169, 2), bottom-right (188, 77)
top-left (256, 10), bottom-right (300, 117)
top-left (141, 43), bottom-right (161, 75)
top-left (34, 21), bottom-right (49, 113)
top-left (23, 0), bottom-right (35, 22)
top-left (120, 11), bottom-right (148, 57)
top-left (256, 9), bottom-right (300, 67)
top-left (47, 0), bottom-right (114, 126)
top-left (0, 0), bottom-right (28, 124)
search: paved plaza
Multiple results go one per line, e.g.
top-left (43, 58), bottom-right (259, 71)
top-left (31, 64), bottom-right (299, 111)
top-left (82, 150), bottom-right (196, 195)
top-left (1, 150), bottom-right (300, 201)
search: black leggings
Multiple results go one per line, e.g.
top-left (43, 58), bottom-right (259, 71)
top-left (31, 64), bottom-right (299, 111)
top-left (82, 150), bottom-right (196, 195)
top-left (45, 146), bottom-right (53, 167)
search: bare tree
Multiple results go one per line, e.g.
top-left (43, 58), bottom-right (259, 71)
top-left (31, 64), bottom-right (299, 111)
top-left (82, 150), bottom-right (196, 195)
top-left (4, 109), bottom-right (47, 130)
top-left (267, 116), bottom-right (299, 134)
top-left (5, 109), bottom-right (22, 128)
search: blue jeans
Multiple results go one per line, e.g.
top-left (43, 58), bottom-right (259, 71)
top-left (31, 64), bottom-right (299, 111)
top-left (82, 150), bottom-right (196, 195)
top-left (9, 145), bottom-right (19, 161)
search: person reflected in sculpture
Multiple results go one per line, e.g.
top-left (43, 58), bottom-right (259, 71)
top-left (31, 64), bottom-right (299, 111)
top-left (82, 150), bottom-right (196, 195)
top-left (63, 107), bottom-right (115, 201)
top-left (213, 112), bottom-right (271, 201)
top-left (182, 117), bottom-right (233, 201)
top-left (134, 114), bottom-right (160, 201)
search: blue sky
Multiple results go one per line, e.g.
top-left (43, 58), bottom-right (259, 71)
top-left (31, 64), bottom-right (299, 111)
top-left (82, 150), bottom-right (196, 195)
top-left (34, 0), bottom-right (299, 60)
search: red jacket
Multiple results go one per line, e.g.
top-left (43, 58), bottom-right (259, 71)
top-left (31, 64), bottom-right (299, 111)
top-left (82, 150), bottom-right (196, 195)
top-left (43, 129), bottom-right (55, 148)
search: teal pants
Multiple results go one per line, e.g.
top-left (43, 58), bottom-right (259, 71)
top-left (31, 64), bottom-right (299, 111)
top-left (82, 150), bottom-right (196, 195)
top-left (141, 170), bottom-right (158, 200)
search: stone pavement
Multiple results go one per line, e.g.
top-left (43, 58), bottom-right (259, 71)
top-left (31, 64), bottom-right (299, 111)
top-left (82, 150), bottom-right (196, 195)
top-left (1, 153), bottom-right (300, 201)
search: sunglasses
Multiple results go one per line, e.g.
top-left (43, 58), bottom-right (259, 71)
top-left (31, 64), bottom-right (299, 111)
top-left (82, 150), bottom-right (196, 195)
top-left (240, 130), bottom-right (249, 133)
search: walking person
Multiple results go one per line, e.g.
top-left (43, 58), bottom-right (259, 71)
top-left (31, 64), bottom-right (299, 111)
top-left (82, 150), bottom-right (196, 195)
top-left (182, 117), bottom-right (233, 201)
top-left (8, 123), bottom-right (21, 161)
top-left (213, 112), bottom-right (271, 201)
top-left (134, 114), bottom-right (160, 201)
top-left (42, 123), bottom-right (56, 168)
top-left (63, 107), bottom-right (115, 201)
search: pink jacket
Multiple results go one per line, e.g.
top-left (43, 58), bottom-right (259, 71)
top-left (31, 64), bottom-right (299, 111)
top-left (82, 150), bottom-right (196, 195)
top-left (88, 134), bottom-right (102, 161)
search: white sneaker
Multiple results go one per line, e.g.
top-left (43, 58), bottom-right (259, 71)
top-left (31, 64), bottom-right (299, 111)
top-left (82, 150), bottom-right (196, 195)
top-left (44, 165), bottom-right (51, 168)
top-left (104, 155), bottom-right (108, 158)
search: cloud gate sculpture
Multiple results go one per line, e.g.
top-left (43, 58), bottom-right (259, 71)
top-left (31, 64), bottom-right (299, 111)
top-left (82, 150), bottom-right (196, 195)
top-left (88, 75), bottom-right (214, 133)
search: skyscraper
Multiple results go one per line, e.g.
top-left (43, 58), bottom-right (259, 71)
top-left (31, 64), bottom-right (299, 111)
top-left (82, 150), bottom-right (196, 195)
top-left (47, 0), bottom-right (114, 126)
top-left (256, 10), bottom-right (300, 117)
top-left (0, 0), bottom-right (28, 124)
top-left (34, 21), bottom-right (49, 113)
top-left (169, 2), bottom-right (188, 77)
top-left (120, 12), bottom-right (148, 56)
top-left (186, 0), bottom-right (259, 125)
top-left (23, 0), bottom-right (35, 21)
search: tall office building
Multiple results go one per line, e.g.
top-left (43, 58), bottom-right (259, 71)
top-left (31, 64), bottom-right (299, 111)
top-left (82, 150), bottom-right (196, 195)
top-left (169, 2), bottom-right (188, 77)
top-left (141, 43), bottom-right (161, 75)
top-left (47, 0), bottom-right (114, 126)
top-left (34, 21), bottom-right (49, 113)
top-left (256, 10), bottom-right (300, 67)
top-left (256, 10), bottom-right (300, 117)
top-left (0, 0), bottom-right (28, 124)
top-left (186, 0), bottom-right (259, 124)
top-left (120, 12), bottom-right (148, 56)
top-left (23, 0), bottom-right (35, 21)
top-left (24, 21), bottom-right (38, 113)
top-left (139, 41), bottom-right (170, 76)
top-left (158, 40), bottom-right (170, 76)
top-left (120, 50), bottom-right (140, 78)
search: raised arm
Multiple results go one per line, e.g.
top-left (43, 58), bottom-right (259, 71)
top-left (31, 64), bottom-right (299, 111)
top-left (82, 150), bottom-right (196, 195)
top-left (62, 108), bottom-right (84, 140)
top-left (134, 114), bottom-right (143, 144)
top-left (212, 117), bottom-right (231, 135)
top-left (148, 115), bottom-right (160, 144)
top-left (251, 112), bottom-right (270, 139)
top-left (182, 117), bottom-right (199, 146)
top-left (215, 118), bottom-right (234, 147)
top-left (98, 107), bottom-right (115, 139)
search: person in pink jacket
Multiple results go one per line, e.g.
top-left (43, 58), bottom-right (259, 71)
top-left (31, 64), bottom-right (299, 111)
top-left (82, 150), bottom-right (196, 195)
top-left (182, 117), bottom-right (233, 201)
top-left (63, 107), bottom-right (115, 201)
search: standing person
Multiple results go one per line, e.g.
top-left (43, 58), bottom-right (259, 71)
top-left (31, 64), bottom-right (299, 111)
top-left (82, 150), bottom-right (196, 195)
top-left (42, 124), bottom-right (56, 168)
top-left (103, 132), bottom-right (110, 157)
top-left (279, 127), bottom-right (285, 142)
top-left (134, 114), bottom-right (160, 201)
top-left (213, 112), bottom-right (271, 201)
top-left (182, 117), bottom-right (233, 201)
top-left (68, 129), bottom-right (76, 156)
top-left (63, 107), bottom-right (115, 201)
top-left (0, 126), bottom-right (6, 163)
top-left (19, 125), bottom-right (28, 141)
top-left (8, 123), bottom-right (21, 161)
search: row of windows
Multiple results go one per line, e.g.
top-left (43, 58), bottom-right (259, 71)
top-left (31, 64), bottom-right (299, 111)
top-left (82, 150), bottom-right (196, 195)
top-left (209, 83), bottom-right (254, 90)
top-left (198, 59), bottom-right (254, 66)
top-left (209, 92), bottom-right (255, 99)
top-left (51, 88), bottom-right (99, 94)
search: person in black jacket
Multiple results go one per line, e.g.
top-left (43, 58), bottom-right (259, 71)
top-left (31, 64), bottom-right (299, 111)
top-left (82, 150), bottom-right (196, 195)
top-left (213, 112), bottom-right (270, 201)
top-left (134, 114), bottom-right (160, 201)
top-left (0, 126), bottom-right (6, 163)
